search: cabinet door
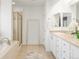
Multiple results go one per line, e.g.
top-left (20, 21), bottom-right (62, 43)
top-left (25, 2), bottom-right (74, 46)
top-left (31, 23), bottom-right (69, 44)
top-left (56, 37), bottom-right (62, 59)
top-left (50, 36), bottom-right (53, 51)
top-left (52, 35), bottom-right (57, 57)
top-left (71, 45), bottom-right (79, 59)
top-left (45, 38), bottom-right (50, 51)
top-left (61, 40), bottom-right (70, 59)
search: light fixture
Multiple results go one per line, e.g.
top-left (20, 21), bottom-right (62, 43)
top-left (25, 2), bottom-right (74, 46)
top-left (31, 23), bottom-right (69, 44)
top-left (12, 2), bottom-right (15, 5)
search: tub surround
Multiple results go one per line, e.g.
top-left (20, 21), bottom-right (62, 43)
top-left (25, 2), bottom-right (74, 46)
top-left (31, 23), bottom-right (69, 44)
top-left (0, 41), bottom-right (20, 59)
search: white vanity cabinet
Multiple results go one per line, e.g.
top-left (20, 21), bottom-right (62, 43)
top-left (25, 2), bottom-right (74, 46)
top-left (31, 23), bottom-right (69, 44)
top-left (45, 34), bottom-right (56, 52)
top-left (71, 44), bottom-right (79, 59)
top-left (45, 34), bottom-right (57, 56)
top-left (45, 32), bottom-right (79, 59)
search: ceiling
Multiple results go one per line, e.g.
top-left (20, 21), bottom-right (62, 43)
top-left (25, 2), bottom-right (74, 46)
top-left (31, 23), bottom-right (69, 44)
top-left (13, 0), bottom-right (46, 6)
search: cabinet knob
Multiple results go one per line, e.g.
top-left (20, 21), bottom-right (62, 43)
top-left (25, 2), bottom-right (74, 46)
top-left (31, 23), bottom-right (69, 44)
top-left (62, 57), bottom-right (66, 59)
top-left (63, 51), bottom-right (66, 53)
top-left (64, 43), bottom-right (66, 46)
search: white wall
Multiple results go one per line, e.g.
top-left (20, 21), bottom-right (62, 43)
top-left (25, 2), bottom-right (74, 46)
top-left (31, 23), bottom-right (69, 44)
top-left (1, 0), bottom-right (13, 40)
top-left (14, 6), bottom-right (45, 45)
top-left (23, 6), bottom-right (45, 45)
top-left (0, 0), bottom-right (1, 33)
top-left (13, 6), bottom-right (23, 12)
top-left (46, 0), bottom-right (72, 18)
top-left (46, 0), bottom-right (79, 28)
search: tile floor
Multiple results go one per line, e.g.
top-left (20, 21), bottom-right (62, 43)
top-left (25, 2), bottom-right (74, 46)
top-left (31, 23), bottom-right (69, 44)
top-left (15, 45), bottom-right (55, 59)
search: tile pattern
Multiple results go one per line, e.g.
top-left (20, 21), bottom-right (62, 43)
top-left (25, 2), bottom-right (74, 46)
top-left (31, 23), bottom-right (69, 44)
top-left (15, 45), bottom-right (55, 59)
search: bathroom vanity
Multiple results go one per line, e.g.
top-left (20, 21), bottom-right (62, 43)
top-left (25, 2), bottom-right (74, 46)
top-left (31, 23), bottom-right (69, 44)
top-left (45, 31), bottom-right (79, 59)
top-left (44, 1), bottom-right (79, 59)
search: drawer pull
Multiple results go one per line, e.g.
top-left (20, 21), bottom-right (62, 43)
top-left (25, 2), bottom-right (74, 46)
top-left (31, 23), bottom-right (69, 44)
top-left (63, 58), bottom-right (65, 59)
top-left (64, 44), bottom-right (66, 46)
top-left (63, 51), bottom-right (66, 53)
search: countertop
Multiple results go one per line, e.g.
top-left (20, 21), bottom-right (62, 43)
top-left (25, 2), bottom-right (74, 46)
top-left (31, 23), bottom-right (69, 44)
top-left (50, 31), bottom-right (79, 47)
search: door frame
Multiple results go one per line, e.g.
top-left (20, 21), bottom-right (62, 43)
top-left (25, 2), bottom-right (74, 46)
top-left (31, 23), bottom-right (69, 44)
top-left (17, 12), bottom-right (23, 45)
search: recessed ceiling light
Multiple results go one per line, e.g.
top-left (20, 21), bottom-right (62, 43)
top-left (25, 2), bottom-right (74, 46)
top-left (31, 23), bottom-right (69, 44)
top-left (12, 2), bottom-right (15, 5)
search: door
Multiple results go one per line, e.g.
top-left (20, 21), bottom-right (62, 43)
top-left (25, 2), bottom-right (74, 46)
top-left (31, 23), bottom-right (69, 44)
top-left (13, 12), bottom-right (22, 45)
top-left (27, 20), bottom-right (40, 45)
top-left (13, 13), bottom-right (17, 41)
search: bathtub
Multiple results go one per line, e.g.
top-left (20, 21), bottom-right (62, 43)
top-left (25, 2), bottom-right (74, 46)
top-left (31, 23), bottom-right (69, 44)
top-left (0, 41), bottom-right (20, 59)
top-left (0, 43), bottom-right (9, 58)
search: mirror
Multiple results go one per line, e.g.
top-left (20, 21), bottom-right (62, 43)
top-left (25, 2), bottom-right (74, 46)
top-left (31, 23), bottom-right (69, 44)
top-left (76, 2), bottom-right (79, 23)
top-left (54, 13), bottom-right (61, 27)
top-left (63, 13), bottom-right (72, 27)
top-left (54, 13), bottom-right (72, 27)
top-left (70, 1), bottom-right (79, 23)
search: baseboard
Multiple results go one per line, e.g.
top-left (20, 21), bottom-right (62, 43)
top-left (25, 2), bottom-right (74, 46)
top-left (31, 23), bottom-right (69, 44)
top-left (25, 44), bottom-right (42, 46)
top-left (21, 44), bottom-right (46, 50)
top-left (22, 43), bottom-right (43, 46)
